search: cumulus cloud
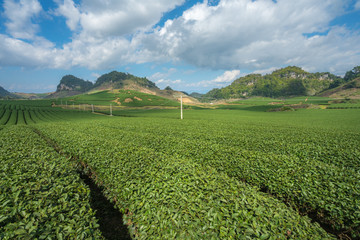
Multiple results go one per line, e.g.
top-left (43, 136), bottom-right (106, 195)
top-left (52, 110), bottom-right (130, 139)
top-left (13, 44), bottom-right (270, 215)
top-left (149, 68), bottom-right (180, 89)
top-left (55, 0), bottom-right (80, 31)
top-left (4, 0), bottom-right (42, 39)
top-left (1, 0), bottom-right (360, 77)
top-left (213, 70), bottom-right (241, 83)
top-left (186, 70), bottom-right (241, 89)
top-left (156, 79), bottom-right (182, 84)
top-left (141, 0), bottom-right (360, 75)
top-left (0, 34), bottom-right (57, 68)
top-left (55, 0), bottom-right (184, 37)
top-left (46, 0), bottom-right (185, 69)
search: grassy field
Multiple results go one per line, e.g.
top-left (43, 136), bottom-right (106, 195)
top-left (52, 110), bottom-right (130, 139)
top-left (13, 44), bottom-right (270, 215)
top-left (1, 98), bottom-right (359, 239)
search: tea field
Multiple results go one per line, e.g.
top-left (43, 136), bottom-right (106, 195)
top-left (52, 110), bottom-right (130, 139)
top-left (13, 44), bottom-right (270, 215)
top-left (1, 99), bottom-right (359, 239)
top-left (0, 100), bottom-right (101, 125)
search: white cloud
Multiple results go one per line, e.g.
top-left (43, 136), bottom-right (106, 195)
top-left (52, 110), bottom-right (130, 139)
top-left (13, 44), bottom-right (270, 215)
top-left (149, 68), bottom-right (180, 89)
top-left (1, 0), bottom-right (360, 78)
top-left (55, 0), bottom-right (184, 37)
top-left (57, 35), bottom-right (134, 69)
top-left (46, 0), bottom-right (186, 69)
top-left (213, 70), bottom-right (241, 83)
top-left (156, 79), bottom-right (182, 84)
top-left (55, 0), bottom-right (80, 31)
top-left (0, 34), bottom-right (57, 68)
top-left (141, 0), bottom-right (360, 75)
top-left (4, 0), bottom-right (42, 39)
top-left (186, 70), bottom-right (241, 89)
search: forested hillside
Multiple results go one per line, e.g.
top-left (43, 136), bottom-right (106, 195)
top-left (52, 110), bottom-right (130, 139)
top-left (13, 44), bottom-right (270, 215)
top-left (204, 66), bottom-right (359, 100)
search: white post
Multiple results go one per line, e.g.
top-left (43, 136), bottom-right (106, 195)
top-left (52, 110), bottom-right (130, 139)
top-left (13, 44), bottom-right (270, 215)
top-left (92, 104), bottom-right (94, 113)
top-left (181, 95), bottom-right (183, 120)
top-left (110, 104), bottom-right (112, 116)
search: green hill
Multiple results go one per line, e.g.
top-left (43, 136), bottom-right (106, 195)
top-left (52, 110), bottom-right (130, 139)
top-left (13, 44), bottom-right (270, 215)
top-left (93, 71), bottom-right (158, 90)
top-left (204, 66), bottom-right (342, 100)
top-left (49, 71), bottom-right (159, 98)
top-left (320, 77), bottom-right (360, 99)
top-left (49, 70), bottom-right (198, 105)
top-left (61, 89), bottom-right (180, 107)
top-left (48, 75), bottom-right (93, 98)
top-left (57, 75), bottom-right (93, 92)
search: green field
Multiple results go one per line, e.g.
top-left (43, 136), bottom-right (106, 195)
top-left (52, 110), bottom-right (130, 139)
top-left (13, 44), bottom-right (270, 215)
top-left (1, 99), bottom-right (359, 239)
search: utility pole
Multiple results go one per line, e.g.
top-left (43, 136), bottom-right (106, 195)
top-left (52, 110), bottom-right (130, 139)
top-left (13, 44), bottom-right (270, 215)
top-left (180, 95), bottom-right (183, 120)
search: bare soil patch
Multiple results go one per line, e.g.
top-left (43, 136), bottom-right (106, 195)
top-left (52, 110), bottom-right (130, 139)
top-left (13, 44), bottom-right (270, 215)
top-left (112, 98), bottom-right (121, 105)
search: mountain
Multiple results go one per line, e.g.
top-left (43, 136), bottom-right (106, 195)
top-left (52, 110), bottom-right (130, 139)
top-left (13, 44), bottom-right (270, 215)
top-left (0, 86), bottom-right (17, 99)
top-left (203, 66), bottom-right (342, 100)
top-left (57, 75), bottom-right (93, 92)
top-left (93, 71), bottom-right (158, 91)
top-left (48, 75), bottom-right (94, 98)
top-left (91, 71), bottom-right (198, 104)
top-left (50, 71), bottom-right (199, 104)
top-left (320, 77), bottom-right (360, 99)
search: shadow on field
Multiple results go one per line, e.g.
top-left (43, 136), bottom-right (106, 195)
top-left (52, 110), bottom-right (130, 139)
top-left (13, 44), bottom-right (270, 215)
top-left (80, 172), bottom-right (132, 240)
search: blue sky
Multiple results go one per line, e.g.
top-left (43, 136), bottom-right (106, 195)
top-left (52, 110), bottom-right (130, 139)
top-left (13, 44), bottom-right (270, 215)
top-left (0, 0), bottom-right (360, 93)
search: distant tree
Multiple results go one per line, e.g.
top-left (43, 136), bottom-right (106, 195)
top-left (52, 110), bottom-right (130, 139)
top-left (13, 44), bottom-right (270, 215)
top-left (205, 88), bottom-right (223, 99)
top-left (285, 79), bottom-right (307, 96)
top-left (344, 66), bottom-right (360, 82)
top-left (164, 86), bottom-right (173, 91)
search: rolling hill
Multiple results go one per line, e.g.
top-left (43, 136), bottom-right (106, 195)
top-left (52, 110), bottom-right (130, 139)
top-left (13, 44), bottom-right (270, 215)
top-left (50, 71), bottom-right (198, 106)
top-left (320, 77), bottom-right (360, 99)
top-left (203, 66), bottom-right (342, 100)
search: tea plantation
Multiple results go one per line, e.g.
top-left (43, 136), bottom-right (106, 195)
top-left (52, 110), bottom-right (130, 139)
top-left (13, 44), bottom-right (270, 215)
top-left (1, 99), bottom-right (359, 239)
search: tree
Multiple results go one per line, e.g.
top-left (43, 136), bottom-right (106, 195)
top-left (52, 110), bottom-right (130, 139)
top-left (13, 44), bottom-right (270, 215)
top-left (344, 66), bottom-right (360, 82)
